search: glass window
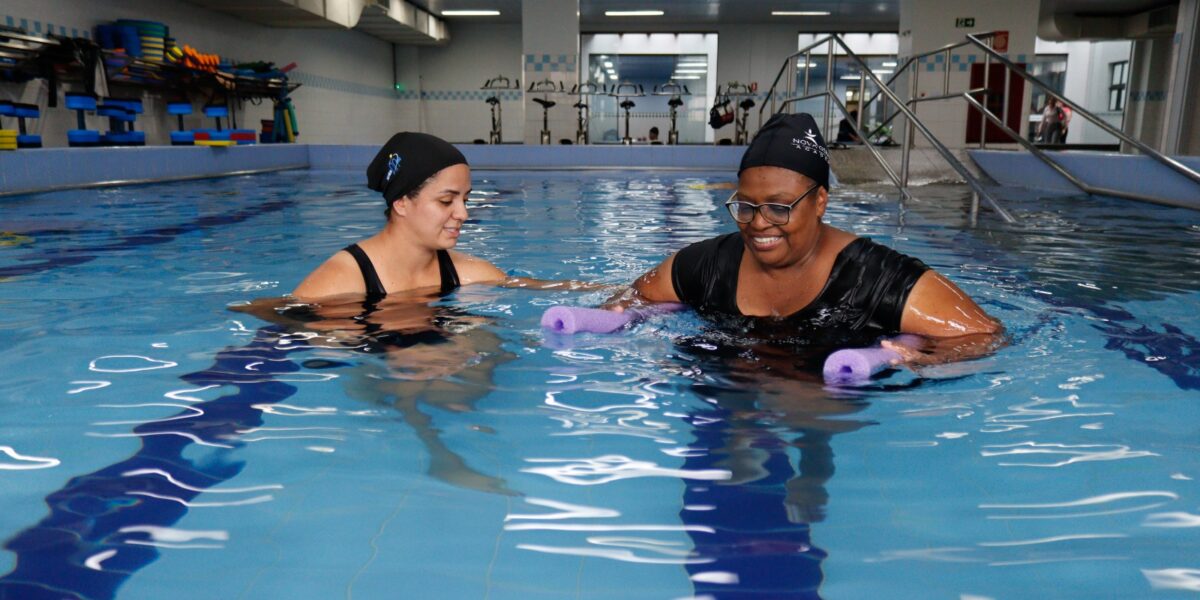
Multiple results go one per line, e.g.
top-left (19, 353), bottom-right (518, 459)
top-left (1027, 54), bottom-right (1068, 139)
top-left (585, 54), bottom-right (709, 144)
top-left (1108, 60), bottom-right (1128, 112)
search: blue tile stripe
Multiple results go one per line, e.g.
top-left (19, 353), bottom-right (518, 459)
top-left (914, 53), bottom-right (1028, 72)
top-left (524, 52), bottom-right (577, 74)
top-left (422, 90), bottom-right (522, 102)
top-left (2, 14), bottom-right (90, 39)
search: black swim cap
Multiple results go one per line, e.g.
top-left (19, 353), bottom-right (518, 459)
top-left (366, 132), bottom-right (467, 207)
top-left (738, 112), bottom-right (830, 190)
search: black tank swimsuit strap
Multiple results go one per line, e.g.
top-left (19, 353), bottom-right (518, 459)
top-left (343, 243), bottom-right (387, 299)
top-left (343, 244), bottom-right (461, 298)
top-left (436, 249), bottom-right (460, 294)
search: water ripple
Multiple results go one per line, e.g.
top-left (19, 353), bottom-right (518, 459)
top-left (980, 442), bottom-right (1158, 467)
top-left (522, 455), bottom-right (730, 485)
top-left (0, 445), bottom-right (61, 470)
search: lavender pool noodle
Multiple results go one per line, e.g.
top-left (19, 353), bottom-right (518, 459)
top-left (540, 303), bottom-right (685, 334)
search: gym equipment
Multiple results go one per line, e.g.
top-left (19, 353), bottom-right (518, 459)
top-left (569, 82), bottom-right (605, 145)
top-left (481, 75), bottom-right (519, 144)
top-left (718, 81), bottom-right (758, 144)
top-left (98, 97), bottom-right (145, 146)
top-left (609, 82), bottom-right (645, 145)
top-left (167, 101), bottom-right (194, 145)
top-left (527, 79), bottom-right (564, 145)
top-left (65, 93), bottom-right (101, 147)
top-left (653, 82), bottom-right (692, 145)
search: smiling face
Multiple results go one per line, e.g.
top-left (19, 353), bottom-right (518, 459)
top-left (393, 163), bottom-right (471, 250)
top-left (734, 166), bottom-right (828, 269)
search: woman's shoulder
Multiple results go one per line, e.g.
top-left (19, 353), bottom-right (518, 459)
top-left (447, 250), bottom-right (506, 284)
top-left (293, 248), bottom-right (363, 299)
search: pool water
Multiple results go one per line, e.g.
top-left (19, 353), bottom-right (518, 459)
top-left (1, 170), bottom-right (1198, 599)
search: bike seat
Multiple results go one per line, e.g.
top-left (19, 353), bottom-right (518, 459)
top-left (619, 100), bottom-right (636, 110)
top-left (533, 98), bottom-right (556, 109)
top-left (486, 96), bottom-right (499, 105)
top-left (668, 97), bottom-right (684, 107)
top-left (573, 101), bottom-right (588, 109)
top-left (739, 98), bottom-right (756, 110)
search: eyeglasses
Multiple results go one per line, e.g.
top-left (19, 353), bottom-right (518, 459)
top-left (724, 183), bottom-right (821, 225)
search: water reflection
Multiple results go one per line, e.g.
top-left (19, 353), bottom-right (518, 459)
top-left (673, 332), bottom-right (876, 598)
top-left (234, 290), bottom-right (518, 496)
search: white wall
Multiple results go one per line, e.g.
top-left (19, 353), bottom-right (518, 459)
top-left (1, 0), bottom-right (405, 146)
top-left (408, 22), bottom-right (523, 143)
top-left (899, 0), bottom-right (1040, 149)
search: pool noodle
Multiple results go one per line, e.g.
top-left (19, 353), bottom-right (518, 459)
top-left (540, 303), bottom-right (684, 334)
top-left (823, 334), bottom-right (922, 384)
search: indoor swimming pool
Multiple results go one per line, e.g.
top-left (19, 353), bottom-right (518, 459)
top-left (1, 169), bottom-right (1198, 599)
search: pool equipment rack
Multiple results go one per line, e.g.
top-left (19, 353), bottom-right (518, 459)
top-left (528, 79), bottom-right (565, 145)
top-left (569, 82), bottom-right (606, 145)
top-left (609, 82), bottom-right (645, 145)
top-left (482, 75), bottom-right (520, 144)
top-left (653, 82), bottom-right (691, 145)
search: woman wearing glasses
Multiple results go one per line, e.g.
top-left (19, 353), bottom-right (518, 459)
top-left (620, 112), bottom-right (1001, 365)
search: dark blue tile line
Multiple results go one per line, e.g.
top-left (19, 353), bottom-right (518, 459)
top-left (681, 404), bottom-right (827, 599)
top-left (946, 226), bottom-right (1200, 392)
top-left (0, 326), bottom-right (309, 600)
top-left (0, 194), bottom-right (298, 279)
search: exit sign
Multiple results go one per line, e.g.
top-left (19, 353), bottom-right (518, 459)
top-left (955, 17), bottom-right (975, 28)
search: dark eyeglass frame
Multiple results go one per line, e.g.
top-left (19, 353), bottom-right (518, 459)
top-left (724, 183), bottom-right (821, 225)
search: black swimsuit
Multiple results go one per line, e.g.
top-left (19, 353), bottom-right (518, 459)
top-left (671, 233), bottom-right (928, 343)
top-left (343, 243), bottom-right (461, 300)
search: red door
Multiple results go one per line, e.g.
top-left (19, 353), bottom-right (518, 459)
top-left (965, 63), bottom-right (1025, 144)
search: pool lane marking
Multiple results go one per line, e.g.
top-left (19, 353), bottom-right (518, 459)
top-left (0, 195), bottom-right (299, 278)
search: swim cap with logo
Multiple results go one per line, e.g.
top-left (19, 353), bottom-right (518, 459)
top-left (738, 112), bottom-right (830, 190)
top-left (366, 132), bottom-right (468, 208)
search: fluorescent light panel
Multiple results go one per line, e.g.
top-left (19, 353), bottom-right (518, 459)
top-left (605, 10), bottom-right (664, 16)
top-left (442, 10), bottom-right (500, 16)
top-left (676, 62), bottom-right (707, 67)
top-left (673, 75), bottom-right (702, 80)
top-left (673, 69), bottom-right (707, 74)
top-left (772, 11), bottom-right (831, 16)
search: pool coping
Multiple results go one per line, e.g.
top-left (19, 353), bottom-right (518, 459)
top-left (0, 144), bottom-right (746, 196)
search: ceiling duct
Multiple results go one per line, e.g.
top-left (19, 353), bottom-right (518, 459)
top-left (184, 0), bottom-right (448, 44)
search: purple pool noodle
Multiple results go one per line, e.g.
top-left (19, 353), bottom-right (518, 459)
top-left (823, 347), bottom-right (902, 383)
top-left (541, 303), bottom-right (685, 334)
top-left (541, 306), bottom-right (634, 334)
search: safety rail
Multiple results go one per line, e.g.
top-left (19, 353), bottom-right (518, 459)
top-left (757, 34), bottom-right (1015, 224)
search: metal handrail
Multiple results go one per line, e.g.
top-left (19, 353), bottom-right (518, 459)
top-left (960, 95), bottom-right (1192, 208)
top-left (762, 34), bottom-right (1014, 223)
top-left (962, 32), bottom-right (1200, 187)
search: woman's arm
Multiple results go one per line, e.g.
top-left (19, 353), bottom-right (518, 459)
top-left (888, 270), bottom-right (1006, 365)
top-left (602, 253), bottom-right (682, 309)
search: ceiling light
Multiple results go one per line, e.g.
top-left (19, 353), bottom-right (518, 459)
top-left (674, 69), bottom-right (706, 74)
top-left (676, 61), bottom-right (707, 67)
top-left (871, 70), bottom-right (893, 75)
top-left (840, 74), bottom-right (863, 80)
top-left (442, 10), bottom-right (500, 16)
top-left (609, 74), bottom-right (619, 80)
top-left (605, 10), bottom-right (664, 16)
top-left (772, 11), bottom-right (831, 16)
top-left (603, 61), bottom-right (613, 68)
top-left (673, 75), bottom-right (702, 80)
top-left (796, 62), bottom-right (818, 68)
top-left (882, 61), bottom-right (898, 67)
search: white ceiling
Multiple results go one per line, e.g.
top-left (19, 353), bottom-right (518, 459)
top-left (412, 0), bottom-right (1178, 30)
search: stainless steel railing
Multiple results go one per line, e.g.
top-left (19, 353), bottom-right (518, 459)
top-left (758, 34), bottom-right (1014, 224)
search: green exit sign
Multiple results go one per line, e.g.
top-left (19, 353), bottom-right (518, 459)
top-left (955, 17), bottom-right (975, 28)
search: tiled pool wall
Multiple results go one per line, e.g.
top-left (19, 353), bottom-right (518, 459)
top-left (0, 145), bottom-right (747, 196)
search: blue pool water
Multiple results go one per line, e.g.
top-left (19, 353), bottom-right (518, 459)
top-left (1, 169), bottom-right (1198, 599)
